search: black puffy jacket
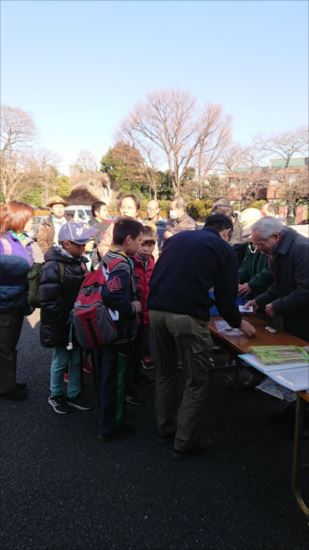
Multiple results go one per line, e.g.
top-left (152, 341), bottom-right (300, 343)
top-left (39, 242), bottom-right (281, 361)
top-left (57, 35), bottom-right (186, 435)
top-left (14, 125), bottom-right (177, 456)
top-left (39, 246), bottom-right (87, 348)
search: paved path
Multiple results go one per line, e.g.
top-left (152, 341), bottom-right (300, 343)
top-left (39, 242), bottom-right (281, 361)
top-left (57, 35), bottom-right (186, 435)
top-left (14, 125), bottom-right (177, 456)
top-left (1, 309), bottom-right (308, 549)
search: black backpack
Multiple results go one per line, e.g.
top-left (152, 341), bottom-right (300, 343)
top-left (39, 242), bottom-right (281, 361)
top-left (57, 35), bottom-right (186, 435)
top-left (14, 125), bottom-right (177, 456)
top-left (27, 262), bottom-right (64, 309)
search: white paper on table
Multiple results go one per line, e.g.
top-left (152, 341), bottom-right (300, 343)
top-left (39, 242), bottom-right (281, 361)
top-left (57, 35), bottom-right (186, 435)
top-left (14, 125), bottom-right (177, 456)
top-left (255, 378), bottom-right (296, 402)
top-left (239, 353), bottom-right (309, 373)
top-left (239, 305), bottom-right (254, 313)
top-left (268, 367), bottom-right (309, 392)
top-left (214, 320), bottom-right (244, 336)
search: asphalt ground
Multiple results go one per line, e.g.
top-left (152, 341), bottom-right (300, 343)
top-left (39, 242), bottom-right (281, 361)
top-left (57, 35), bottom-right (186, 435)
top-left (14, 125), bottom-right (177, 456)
top-left (1, 308), bottom-right (308, 550)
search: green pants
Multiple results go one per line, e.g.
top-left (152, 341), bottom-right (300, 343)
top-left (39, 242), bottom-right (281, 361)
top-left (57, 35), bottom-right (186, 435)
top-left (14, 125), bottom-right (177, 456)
top-left (0, 309), bottom-right (24, 394)
top-left (149, 310), bottom-right (213, 452)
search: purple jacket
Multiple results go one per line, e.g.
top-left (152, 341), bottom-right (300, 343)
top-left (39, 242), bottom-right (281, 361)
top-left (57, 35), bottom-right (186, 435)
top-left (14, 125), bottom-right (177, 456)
top-left (0, 231), bottom-right (34, 312)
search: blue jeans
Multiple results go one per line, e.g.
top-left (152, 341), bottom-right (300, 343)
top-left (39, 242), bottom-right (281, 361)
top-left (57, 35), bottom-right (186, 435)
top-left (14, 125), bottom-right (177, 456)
top-left (50, 347), bottom-right (81, 399)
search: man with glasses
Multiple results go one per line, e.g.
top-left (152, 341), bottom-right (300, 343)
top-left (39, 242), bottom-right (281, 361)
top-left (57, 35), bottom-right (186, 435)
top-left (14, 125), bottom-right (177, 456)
top-left (247, 216), bottom-right (309, 341)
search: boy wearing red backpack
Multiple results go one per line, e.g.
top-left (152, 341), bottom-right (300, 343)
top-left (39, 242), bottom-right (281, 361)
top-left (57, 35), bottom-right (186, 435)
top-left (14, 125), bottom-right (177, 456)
top-left (97, 218), bottom-right (143, 441)
top-left (39, 222), bottom-right (95, 414)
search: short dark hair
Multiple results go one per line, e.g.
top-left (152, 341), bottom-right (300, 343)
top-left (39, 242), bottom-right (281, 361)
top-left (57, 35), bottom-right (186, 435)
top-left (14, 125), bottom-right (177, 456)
top-left (204, 213), bottom-right (233, 232)
top-left (113, 218), bottom-right (144, 245)
top-left (118, 193), bottom-right (141, 212)
top-left (91, 200), bottom-right (107, 217)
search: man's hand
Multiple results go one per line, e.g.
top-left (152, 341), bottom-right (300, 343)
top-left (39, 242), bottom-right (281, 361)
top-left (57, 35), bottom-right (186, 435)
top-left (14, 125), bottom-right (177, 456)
top-left (131, 300), bottom-right (142, 314)
top-left (164, 230), bottom-right (173, 240)
top-left (238, 283), bottom-right (251, 296)
top-left (265, 303), bottom-right (275, 317)
top-left (244, 299), bottom-right (258, 310)
top-left (240, 319), bottom-right (256, 337)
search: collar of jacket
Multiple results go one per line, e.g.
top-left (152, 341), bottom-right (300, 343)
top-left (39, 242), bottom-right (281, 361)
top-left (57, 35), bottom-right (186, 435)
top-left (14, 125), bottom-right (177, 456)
top-left (273, 227), bottom-right (296, 256)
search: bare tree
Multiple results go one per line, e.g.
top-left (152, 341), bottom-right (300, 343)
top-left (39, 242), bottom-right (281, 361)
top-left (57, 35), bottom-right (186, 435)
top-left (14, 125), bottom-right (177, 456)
top-left (254, 127), bottom-right (308, 167)
top-left (1, 105), bottom-right (36, 156)
top-left (120, 90), bottom-right (232, 197)
top-left (74, 150), bottom-right (98, 173)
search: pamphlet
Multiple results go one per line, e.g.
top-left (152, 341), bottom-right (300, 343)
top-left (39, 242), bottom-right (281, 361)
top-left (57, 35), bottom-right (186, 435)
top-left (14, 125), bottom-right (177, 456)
top-left (255, 378), bottom-right (296, 402)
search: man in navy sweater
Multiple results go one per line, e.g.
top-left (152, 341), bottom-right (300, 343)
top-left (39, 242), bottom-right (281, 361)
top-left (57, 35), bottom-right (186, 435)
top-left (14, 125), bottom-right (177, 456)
top-left (148, 213), bottom-right (256, 459)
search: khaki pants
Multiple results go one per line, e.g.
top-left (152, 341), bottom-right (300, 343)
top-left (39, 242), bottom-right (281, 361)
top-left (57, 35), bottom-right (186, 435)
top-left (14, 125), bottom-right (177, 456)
top-left (0, 309), bottom-right (24, 394)
top-left (149, 310), bottom-right (213, 452)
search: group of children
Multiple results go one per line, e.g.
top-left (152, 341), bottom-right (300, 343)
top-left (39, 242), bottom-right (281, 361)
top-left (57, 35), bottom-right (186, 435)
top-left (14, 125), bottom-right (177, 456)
top-left (39, 217), bottom-right (156, 440)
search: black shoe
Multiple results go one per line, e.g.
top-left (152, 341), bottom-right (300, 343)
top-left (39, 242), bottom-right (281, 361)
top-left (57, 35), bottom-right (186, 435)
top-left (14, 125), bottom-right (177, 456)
top-left (173, 436), bottom-right (214, 460)
top-left (157, 432), bottom-right (175, 446)
top-left (98, 425), bottom-right (136, 442)
top-left (125, 393), bottom-right (144, 406)
top-left (67, 394), bottom-right (92, 411)
top-left (16, 382), bottom-right (27, 390)
top-left (0, 387), bottom-right (28, 401)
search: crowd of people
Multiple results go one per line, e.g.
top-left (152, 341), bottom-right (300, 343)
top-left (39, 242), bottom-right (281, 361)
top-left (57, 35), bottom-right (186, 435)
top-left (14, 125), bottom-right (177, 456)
top-left (0, 194), bottom-right (308, 457)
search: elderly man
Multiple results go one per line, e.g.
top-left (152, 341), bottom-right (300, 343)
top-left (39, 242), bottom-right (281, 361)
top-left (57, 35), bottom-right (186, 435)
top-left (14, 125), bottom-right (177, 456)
top-left (37, 195), bottom-right (71, 254)
top-left (145, 199), bottom-right (166, 250)
top-left (164, 197), bottom-right (196, 241)
top-left (247, 216), bottom-right (309, 341)
top-left (149, 214), bottom-right (256, 459)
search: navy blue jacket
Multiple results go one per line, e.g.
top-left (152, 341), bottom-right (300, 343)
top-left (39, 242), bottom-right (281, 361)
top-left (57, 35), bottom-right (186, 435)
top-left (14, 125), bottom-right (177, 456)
top-left (148, 228), bottom-right (241, 327)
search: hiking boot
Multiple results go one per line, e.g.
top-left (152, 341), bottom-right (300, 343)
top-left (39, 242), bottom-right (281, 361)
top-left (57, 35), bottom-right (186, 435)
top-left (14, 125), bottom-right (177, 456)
top-left (125, 393), bottom-right (144, 406)
top-left (48, 395), bottom-right (70, 414)
top-left (67, 394), bottom-right (92, 411)
top-left (173, 435), bottom-right (214, 460)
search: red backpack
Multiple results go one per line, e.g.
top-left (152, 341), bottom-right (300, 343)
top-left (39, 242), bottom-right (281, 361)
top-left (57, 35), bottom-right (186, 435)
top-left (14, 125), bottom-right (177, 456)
top-left (71, 260), bottom-right (122, 350)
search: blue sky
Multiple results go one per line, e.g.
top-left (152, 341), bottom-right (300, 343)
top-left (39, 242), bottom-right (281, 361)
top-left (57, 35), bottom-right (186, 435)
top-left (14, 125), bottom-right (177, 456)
top-left (1, 0), bottom-right (308, 173)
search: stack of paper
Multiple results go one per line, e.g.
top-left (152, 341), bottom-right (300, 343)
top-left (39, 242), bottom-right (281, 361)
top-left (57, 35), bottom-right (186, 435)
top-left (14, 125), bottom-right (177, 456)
top-left (239, 353), bottom-right (309, 391)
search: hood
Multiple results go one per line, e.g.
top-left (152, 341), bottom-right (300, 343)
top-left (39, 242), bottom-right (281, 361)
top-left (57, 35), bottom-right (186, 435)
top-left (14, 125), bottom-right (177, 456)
top-left (44, 245), bottom-right (87, 265)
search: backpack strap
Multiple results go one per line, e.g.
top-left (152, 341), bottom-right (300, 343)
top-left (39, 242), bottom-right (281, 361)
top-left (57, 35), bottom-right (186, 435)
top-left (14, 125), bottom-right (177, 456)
top-left (0, 236), bottom-right (13, 255)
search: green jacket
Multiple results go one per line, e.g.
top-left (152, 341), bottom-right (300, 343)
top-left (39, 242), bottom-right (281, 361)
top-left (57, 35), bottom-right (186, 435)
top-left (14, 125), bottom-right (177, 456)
top-left (238, 244), bottom-right (273, 297)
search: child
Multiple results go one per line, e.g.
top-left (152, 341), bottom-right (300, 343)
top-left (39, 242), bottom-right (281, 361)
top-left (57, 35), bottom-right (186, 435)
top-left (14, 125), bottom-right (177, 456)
top-left (125, 226), bottom-right (156, 405)
top-left (97, 217), bottom-right (143, 441)
top-left (39, 222), bottom-right (96, 414)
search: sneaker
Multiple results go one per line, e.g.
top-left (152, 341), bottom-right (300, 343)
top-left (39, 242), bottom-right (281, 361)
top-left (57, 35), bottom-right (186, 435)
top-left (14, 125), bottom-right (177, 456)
top-left (141, 357), bottom-right (154, 370)
top-left (173, 435), bottom-right (214, 460)
top-left (48, 395), bottom-right (70, 414)
top-left (125, 393), bottom-right (144, 407)
top-left (63, 372), bottom-right (69, 384)
top-left (67, 394), bottom-right (92, 411)
top-left (82, 358), bottom-right (93, 375)
top-left (98, 425), bottom-right (136, 442)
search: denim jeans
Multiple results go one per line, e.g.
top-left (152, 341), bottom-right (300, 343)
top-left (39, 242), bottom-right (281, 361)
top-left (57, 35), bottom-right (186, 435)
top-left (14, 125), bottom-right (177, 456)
top-left (50, 347), bottom-right (81, 399)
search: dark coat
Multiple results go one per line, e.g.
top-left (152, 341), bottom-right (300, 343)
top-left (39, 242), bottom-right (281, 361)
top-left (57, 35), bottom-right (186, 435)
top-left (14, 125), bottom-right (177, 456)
top-left (256, 228), bottom-right (309, 341)
top-left (101, 249), bottom-right (138, 342)
top-left (238, 244), bottom-right (273, 298)
top-left (149, 228), bottom-right (241, 327)
top-left (39, 246), bottom-right (87, 348)
top-left (36, 214), bottom-right (71, 254)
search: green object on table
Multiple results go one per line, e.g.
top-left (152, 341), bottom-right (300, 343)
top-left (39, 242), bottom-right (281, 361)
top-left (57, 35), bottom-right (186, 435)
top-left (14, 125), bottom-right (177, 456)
top-left (249, 346), bottom-right (309, 365)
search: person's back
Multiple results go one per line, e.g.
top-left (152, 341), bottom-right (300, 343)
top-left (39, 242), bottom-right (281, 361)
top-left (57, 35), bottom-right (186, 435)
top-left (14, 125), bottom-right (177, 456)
top-left (149, 227), bottom-right (240, 327)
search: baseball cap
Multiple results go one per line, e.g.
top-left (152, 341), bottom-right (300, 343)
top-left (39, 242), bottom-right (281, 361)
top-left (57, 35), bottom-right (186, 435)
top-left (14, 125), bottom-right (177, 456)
top-left (58, 222), bottom-right (96, 245)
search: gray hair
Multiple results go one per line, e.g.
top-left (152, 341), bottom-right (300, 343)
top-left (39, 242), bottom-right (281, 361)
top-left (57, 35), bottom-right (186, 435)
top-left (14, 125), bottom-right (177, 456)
top-left (251, 216), bottom-right (285, 239)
